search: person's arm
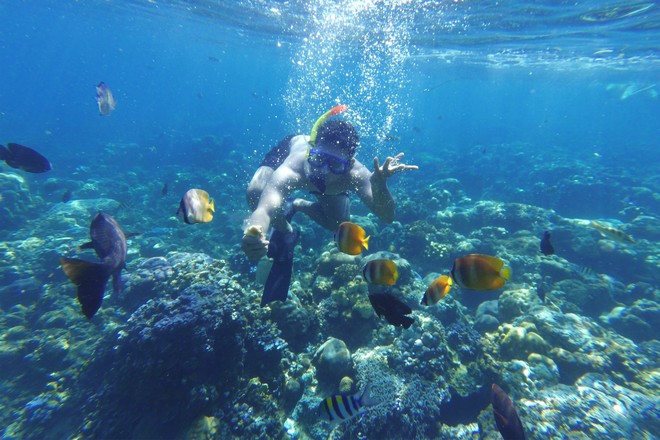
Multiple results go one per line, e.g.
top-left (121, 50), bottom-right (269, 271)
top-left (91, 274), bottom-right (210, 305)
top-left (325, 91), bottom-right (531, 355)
top-left (241, 166), bottom-right (298, 259)
top-left (355, 153), bottom-right (418, 224)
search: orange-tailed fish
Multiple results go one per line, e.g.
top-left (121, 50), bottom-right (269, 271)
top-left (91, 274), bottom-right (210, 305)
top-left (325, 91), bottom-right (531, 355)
top-left (363, 259), bottom-right (398, 286)
top-left (492, 383), bottom-right (526, 440)
top-left (335, 222), bottom-right (369, 255)
top-left (177, 189), bottom-right (214, 224)
top-left (591, 221), bottom-right (635, 244)
top-left (451, 254), bottom-right (511, 290)
top-left (96, 81), bottom-right (116, 116)
top-left (420, 275), bottom-right (453, 306)
top-left (60, 212), bottom-right (134, 319)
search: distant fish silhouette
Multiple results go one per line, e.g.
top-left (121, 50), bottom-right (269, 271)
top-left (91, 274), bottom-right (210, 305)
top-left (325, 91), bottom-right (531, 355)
top-left (540, 231), bottom-right (555, 255)
top-left (96, 81), bottom-right (116, 116)
top-left (208, 55), bottom-right (219, 62)
top-left (161, 182), bottom-right (168, 196)
top-left (62, 189), bottom-right (73, 203)
top-left (492, 383), bottom-right (526, 440)
top-left (0, 143), bottom-right (52, 173)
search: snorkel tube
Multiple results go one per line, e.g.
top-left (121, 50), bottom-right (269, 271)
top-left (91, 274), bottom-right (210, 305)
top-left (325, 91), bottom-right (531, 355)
top-left (309, 104), bottom-right (348, 146)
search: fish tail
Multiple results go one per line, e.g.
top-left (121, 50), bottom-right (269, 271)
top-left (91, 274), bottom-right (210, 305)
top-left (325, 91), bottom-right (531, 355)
top-left (209, 199), bottom-right (215, 213)
top-left (358, 382), bottom-right (378, 408)
top-left (363, 235), bottom-right (370, 251)
top-left (60, 257), bottom-right (111, 319)
top-left (501, 266), bottom-right (511, 281)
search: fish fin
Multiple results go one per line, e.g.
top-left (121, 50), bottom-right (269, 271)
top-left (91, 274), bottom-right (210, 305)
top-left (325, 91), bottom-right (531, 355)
top-left (209, 199), bottom-right (215, 213)
top-left (363, 235), bottom-right (370, 251)
top-left (500, 266), bottom-right (511, 281)
top-left (358, 382), bottom-right (378, 408)
top-left (112, 268), bottom-right (123, 294)
top-left (401, 315), bottom-right (414, 329)
top-left (60, 257), bottom-right (110, 319)
top-left (78, 241), bottom-right (95, 250)
top-left (482, 255), bottom-right (505, 271)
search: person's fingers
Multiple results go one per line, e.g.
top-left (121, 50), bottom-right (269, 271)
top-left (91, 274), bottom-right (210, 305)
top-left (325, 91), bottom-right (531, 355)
top-left (373, 156), bottom-right (380, 171)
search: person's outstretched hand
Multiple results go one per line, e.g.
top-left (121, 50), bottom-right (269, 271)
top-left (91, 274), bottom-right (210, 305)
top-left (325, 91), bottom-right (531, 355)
top-left (372, 153), bottom-right (418, 180)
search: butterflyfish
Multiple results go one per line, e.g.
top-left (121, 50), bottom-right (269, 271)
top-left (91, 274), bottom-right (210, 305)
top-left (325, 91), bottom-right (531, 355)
top-left (591, 221), bottom-right (635, 244)
top-left (420, 275), bottom-right (453, 306)
top-left (451, 254), bottom-right (511, 291)
top-left (96, 81), bottom-right (116, 116)
top-left (335, 222), bottom-right (369, 255)
top-left (177, 189), bottom-right (214, 224)
top-left (363, 259), bottom-right (398, 286)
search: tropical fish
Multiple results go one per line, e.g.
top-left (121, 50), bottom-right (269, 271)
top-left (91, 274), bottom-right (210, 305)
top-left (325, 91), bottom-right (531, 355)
top-left (335, 222), bottom-right (369, 255)
top-left (591, 221), bottom-right (635, 244)
top-left (368, 293), bottom-right (414, 329)
top-left (492, 383), bottom-right (526, 440)
top-left (451, 254), bottom-right (511, 291)
top-left (0, 143), bottom-right (52, 173)
top-left (363, 259), bottom-right (398, 286)
top-left (96, 81), bottom-right (116, 116)
top-left (540, 231), bottom-right (554, 255)
top-left (62, 189), bottom-right (73, 203)
top-left (420, 275), bottom-right (453, 306)
top-left (319, 383), bottom-right (377, 422)
top-left (177, 189), bottom-right (214, 224)
top-left (60, 212), bottom-right (132, 319)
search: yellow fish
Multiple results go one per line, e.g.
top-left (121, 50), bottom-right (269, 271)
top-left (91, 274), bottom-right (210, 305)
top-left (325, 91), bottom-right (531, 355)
top-left (363, 259), bottom-right (398, 286)
top-left (177, 189), bottom-right (214, 224)
top-left (451, 254), bottom-right (511, 291)
top-left (420, 275), bottom-right (453, 306)
top-left (335, 222), bottom-right (369, 255)
top-left (591, 221), bottom-right (635, 244)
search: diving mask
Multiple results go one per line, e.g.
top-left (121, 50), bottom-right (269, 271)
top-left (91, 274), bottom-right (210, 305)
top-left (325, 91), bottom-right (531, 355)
top-left (306, 148), bottom-right (351, 175)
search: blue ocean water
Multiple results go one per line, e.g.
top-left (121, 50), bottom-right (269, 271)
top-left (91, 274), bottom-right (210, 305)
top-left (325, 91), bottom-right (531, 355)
top-left (0, 1), bottom-right (659, 439)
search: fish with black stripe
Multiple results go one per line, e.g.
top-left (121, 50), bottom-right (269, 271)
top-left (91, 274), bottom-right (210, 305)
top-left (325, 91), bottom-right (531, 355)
top-left (319, 383), bottom-right (378, 422)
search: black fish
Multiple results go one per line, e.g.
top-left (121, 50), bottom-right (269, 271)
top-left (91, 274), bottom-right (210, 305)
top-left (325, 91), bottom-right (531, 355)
top-left (161, 182), bottom-right (168, 196)
top-left (368, 293), bottom-right (414, 329)
top-left (60, 212), bottom-right (130, 319)
top-left (540, 231), bottom-right (554, 256)
top-left (0, 143), bottom-right (52, 173)
top-left (62, 189), bottom-right (73, 203)
top-left (492, 384), bottom-right (526, 440)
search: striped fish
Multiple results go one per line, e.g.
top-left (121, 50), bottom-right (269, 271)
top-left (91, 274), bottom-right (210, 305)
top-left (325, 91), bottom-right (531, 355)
top-left (362, 259), bottom-right (398, 286)
top-left (319, 384), bottom-right (376, 422)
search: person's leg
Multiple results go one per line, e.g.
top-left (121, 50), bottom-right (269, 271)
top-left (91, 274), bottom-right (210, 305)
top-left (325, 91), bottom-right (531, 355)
top-left (293, 193), bottom-right (350, 231)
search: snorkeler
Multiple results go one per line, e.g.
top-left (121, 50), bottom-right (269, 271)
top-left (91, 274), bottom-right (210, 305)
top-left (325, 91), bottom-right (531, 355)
top-left (242, 105), bottom-right (418, 306)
